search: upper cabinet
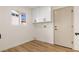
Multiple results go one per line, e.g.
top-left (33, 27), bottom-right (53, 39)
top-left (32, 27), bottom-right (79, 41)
top-left (32, 7), bottom-right (52, 23)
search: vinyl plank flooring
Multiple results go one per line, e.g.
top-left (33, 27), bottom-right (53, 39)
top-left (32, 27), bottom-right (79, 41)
top-left (3, 40), bottom-right (78, 52)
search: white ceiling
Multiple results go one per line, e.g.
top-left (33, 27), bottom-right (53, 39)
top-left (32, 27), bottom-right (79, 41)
top-left (28, 6), bottom-right (67, 9)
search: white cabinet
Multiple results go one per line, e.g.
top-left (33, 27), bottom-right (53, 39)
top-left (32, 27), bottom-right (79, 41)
top-left (32, 7), bottom-right (51, 23)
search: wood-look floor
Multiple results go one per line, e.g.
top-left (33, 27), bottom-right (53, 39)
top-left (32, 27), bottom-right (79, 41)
top-left (3, 40), bottom-right (78, 52)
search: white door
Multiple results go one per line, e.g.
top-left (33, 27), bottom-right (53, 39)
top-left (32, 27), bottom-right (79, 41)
top-left (54, 7), bottom-right (73, 48)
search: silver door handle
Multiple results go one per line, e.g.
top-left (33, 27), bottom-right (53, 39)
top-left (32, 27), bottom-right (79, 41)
top-left (54, 26), bottom-right (58, 30)
top-left (55, 28), bottom-right (58, 30)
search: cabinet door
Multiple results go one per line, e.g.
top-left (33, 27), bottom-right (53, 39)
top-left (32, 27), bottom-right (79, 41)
top-left (39, 7), bottom-right (51, 22)
top-left (32, 8), bottom-right (40, 23)
top-left (32, 7), bottom-right (51, 23)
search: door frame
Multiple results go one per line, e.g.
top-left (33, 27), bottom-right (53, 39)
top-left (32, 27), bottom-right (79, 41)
top-left (53, 6), bottom-right (74, 49)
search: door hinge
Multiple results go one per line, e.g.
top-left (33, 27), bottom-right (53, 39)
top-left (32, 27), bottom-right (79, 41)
top-left (72, 9), bottom-right (73, 12)
top-left (72, 25), bottom-right (74, 28)
top-left (71, 41), bottom-right (73, 44)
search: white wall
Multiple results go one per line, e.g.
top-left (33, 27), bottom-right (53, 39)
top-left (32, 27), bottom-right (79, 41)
top-left (0, 6), bottom-right (33, 51)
